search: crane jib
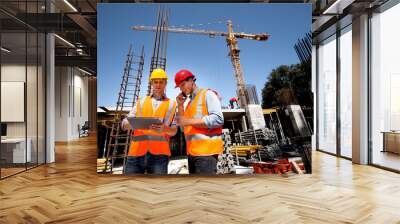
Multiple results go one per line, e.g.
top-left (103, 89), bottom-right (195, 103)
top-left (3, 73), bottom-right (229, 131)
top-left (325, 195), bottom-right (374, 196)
top-left (131, 26), bottom-right (269, 41)
top-left (131, 21), bottom-right (269, 108)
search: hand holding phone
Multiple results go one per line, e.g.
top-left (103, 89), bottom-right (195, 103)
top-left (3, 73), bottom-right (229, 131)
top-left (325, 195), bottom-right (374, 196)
top-left (176, 92), bottom-right (187, 106)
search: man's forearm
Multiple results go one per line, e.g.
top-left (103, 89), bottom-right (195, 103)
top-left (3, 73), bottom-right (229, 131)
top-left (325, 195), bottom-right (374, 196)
top-left (177, 105), bottom-right (184, 116)
top-left (189, 118), bottom-right (209, 128)
top-left (121, 118), bottom-right (131, 131)
top-left (177, 106), bottom-right (211, 128)
top-left (202, 114), bottom-right (224, 129)
top-left (164, 125), bottom-right (178, 136)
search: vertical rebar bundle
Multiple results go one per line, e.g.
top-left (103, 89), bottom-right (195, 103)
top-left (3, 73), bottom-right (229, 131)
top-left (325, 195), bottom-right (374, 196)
top-left (294, 32), bottom-right (312, 65)
top-left (147, 7), bottom-right (169, 96)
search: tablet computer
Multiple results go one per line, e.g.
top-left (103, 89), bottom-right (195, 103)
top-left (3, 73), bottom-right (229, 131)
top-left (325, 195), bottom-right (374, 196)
top-left (127, 117), bottom-right (163, 130)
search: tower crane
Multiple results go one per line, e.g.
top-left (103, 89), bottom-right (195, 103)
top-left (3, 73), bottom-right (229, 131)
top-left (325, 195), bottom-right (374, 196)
top-left (131, 20), bottom-right (269, 108)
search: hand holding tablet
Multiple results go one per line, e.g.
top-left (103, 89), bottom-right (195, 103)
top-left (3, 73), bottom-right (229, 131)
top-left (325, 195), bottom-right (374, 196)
top-left (127, 117), bottom-right (163, 130)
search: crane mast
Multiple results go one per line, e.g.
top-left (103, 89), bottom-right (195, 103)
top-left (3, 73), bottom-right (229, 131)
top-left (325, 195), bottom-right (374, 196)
top-left (226, 20), bottom-right (247, 108)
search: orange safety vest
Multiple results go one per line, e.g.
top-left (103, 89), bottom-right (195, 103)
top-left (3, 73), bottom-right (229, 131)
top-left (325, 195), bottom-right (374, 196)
top-left (128, 96), bottom-right (176, 157)
top-left (183, 88), bottom-right (224, 156)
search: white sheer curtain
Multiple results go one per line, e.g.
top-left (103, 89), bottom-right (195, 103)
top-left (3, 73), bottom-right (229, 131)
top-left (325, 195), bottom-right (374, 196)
top-left (318, 35), bottom-right (337, 154)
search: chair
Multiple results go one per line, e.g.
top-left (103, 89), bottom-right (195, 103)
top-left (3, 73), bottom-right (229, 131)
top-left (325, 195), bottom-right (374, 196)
top-left (79, 121), bottom-right (90, 138)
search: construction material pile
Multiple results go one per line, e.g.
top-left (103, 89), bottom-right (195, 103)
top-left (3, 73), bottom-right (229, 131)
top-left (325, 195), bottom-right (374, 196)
top-left (216, 153), bottom-right (236, 174)
top-left (216, 130), bottom-right (236, 174)
top-left (223, 127), bottom-right (308, 174)
top-left (234, 128), bottom-right (278, 146)
top-left (246, 159), bottom-right (305, 174)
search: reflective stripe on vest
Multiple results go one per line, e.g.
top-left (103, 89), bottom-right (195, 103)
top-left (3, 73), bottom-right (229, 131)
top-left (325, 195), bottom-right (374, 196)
top-left (128, 96), bottom-right (174, 157)
top-left (184, 88), bottom-right (223, 156)
top-left (185, 133), bottom-right (222, 141)
top-left (132, 135), bottom-right (168, 142)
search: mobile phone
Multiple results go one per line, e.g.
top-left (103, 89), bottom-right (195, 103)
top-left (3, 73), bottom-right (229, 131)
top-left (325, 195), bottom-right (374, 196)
top-left (181, 92), bottom-right (187, 99)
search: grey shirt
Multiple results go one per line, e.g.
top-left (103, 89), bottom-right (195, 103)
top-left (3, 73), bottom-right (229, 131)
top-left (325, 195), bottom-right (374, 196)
top-left (121, 96), bottom-right (176, 130)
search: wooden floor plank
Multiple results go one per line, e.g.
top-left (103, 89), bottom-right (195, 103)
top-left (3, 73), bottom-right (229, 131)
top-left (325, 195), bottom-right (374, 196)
top-left (0, 135), bottom-right (399, 223)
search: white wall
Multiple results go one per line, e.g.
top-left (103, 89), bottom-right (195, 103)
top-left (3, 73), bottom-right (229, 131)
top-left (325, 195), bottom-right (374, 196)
top-left (1, 63), bottom-right (46, 163)
top-left (1, 65), bottom-right (26, 138)
top-left (72, 72), bottom-right (89, 137)
top-left (54, 66), bottom-right (89, 141)
top-left (54, 66), bottom-right (69, 141)
top-left (1, 65), bottom-right (42, 138)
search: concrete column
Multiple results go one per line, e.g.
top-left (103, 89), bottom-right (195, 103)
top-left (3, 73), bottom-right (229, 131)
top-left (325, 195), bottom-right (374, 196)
top-left (312, 45), bottom-right (317, 150)
top-left (88, 77), bottom-right (97, 132)
top-left (352, 14), bottom-right (369, 164)
top-left (45, 0), bottom-right (56, 163)
top-left (242, 115), bottom-right (247, 132)
top-left (46, 32), bottom-right (55, 163)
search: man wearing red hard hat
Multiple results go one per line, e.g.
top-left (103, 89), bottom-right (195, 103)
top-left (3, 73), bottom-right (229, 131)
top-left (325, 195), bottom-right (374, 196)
top-left (174, 69), bottom-right (224, 174)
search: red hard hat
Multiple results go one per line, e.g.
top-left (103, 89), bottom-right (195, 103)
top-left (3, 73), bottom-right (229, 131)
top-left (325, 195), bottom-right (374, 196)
top-left (174, 69), bottom-right (195, 88)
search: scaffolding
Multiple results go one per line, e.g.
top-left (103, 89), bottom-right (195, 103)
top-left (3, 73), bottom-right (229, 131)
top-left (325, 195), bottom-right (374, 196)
top-left (103, 44), bottom-right (145, 173)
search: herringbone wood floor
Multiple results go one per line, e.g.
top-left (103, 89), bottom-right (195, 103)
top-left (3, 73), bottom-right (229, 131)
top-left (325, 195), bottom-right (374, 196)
top-left (1, 135), bottom-right (400, 223)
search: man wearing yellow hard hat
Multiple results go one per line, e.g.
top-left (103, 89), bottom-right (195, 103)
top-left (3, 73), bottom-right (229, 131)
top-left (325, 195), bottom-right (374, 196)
top-left (121, 68), bottom-right (177, 174)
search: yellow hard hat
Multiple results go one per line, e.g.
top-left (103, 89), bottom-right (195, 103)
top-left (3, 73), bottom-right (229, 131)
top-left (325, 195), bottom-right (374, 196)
top-left (149, 68), bottom-right (168, 80)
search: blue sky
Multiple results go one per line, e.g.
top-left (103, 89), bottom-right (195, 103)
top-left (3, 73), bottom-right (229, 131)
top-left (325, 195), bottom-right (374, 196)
top-left (98, 3), bottom-right (311, 107)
